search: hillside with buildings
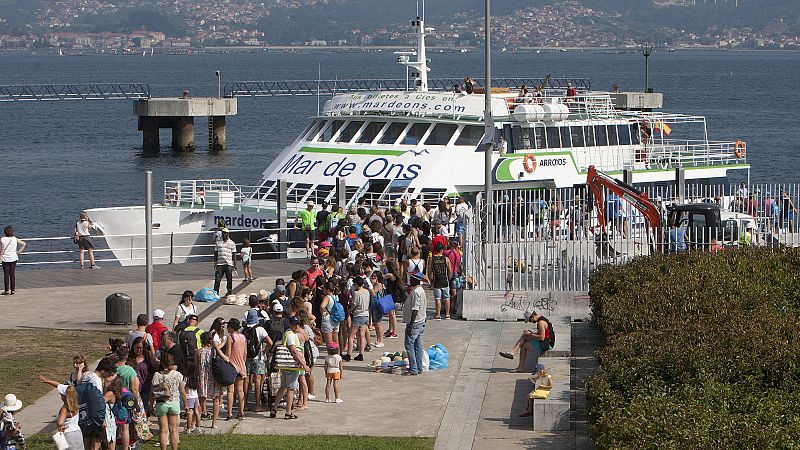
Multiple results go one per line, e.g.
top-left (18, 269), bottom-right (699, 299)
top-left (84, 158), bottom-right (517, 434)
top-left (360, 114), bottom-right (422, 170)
top-left (0, 0), bottom-right (797, 50)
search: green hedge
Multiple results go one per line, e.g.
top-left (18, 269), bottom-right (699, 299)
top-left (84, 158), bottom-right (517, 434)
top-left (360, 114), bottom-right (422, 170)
top-left (587, 248), bottom-right (800, 449)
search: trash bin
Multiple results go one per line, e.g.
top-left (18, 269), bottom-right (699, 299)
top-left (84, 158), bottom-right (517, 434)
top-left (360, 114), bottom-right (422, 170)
top-left (106, 293), bottom-right (132, 325)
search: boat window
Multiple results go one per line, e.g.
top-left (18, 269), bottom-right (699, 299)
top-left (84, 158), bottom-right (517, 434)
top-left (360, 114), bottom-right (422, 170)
top-left (425, 123), bottom-right (457, 146)
top-left (584, 125), bottom-right (595, 147)
top-left (379, 122), bottom-right (408, 144)
top-left (512, 127), bottom-right (534, 150)
top-left (357, 122), bottom-right (386, 144)
top-left (455, 125), bottom-right (485, 146)
top-left (545, 126), bottom-right (561, 149)
top-left (629, 123), bottom-right (640, 145)
top-left (305, 121), bottom-right (324, 141)
top-left (403, 123), bottom-right (430, 145)
top-left (534, 126), bottom-right (545, 149)
top-left (607, 125), bottom-right (619, 146)
top-left (320, 120), bottom-right (345, 142)
top-left (570, 126), bottom-right (585, 147)
top-left (559, 127), bottom-right (572, 148)
top-left (336, 121), bottom-right (364, 143)
top-left (616, 125), bottom-right (629, 145)
top-left (594, 125), bottom-right (608, 146)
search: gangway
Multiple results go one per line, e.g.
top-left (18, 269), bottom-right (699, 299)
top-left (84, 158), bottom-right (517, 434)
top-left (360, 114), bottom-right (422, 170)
top-left (0, 83), bottom-right (151, 102)
top-left (224, 77), bottom-right (590, 97)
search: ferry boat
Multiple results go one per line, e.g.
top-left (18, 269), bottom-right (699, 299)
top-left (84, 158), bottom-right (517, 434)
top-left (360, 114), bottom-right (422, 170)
top-left (85, 13), bottom-right (749, 265)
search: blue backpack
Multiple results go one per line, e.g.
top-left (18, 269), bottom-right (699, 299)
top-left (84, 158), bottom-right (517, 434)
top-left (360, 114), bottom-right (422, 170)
top-left (329, 295), bottom-right (346, 323)
top-left (76, 380), bottom-right (105, 434)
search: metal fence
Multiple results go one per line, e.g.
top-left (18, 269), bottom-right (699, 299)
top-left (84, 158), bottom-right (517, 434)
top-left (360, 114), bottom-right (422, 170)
top-left (464, 182), bottom-right (800, 292)
top-left (16, 228), bottom-right (309, 268)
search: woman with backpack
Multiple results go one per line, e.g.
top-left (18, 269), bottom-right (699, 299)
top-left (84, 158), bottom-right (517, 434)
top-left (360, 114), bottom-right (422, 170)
top-left (320, 282), bottom-right (341, 346)
top-left (151, 353), bottom-right (188, 450)
top-left (173, 291), bottom-right (196, 331)
top-left (224, 319), bottom-right (247, 420)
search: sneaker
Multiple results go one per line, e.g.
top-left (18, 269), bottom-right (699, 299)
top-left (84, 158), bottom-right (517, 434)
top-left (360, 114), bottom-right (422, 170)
top-left (374, 342), bottom-right (385, 348)
top-left (435, 316), bottom-right (441, 321)
top-left (383, 330), bottom-right (392, 338)
top-left (365, 345), bottom-right (372, 352)
top-left (307, 394), bottom-right (316, 400)
top-left (90, 265), bottom-right (100, 269)
top-left (325, 399), bottom-right (330, 403)
top-left (388, 332), bottom-right (399, 339)
top-left (201, 412), bottom-right (212, 420)
top-left (343, 354), bottom-right (351, 362)
top-left (354, 354), bottom-right (364, 361)
top-left (335, 398), bottom-right (343, 403)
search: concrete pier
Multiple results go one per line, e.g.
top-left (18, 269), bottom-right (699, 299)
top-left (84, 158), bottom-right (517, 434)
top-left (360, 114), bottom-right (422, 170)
top-left (134, 97), bottom-right (237, 152)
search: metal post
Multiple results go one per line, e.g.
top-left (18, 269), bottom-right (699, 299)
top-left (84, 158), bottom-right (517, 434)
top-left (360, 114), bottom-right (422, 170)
top-left (169, 232), bottom-right (174, 264)
top-left (675, 168), bottom-right (686, 203)
top-left (623, 169), bottom-right (633, 186)
top-left (336, 177), bottom-right (347, 210)
top-left (277, 179), bottom-right (288, 259)
top-left (641, 42), bottom-right (653, 93)
top-left (216, 70), bottom-right (221, 98)
top-left (145, 170), bottom-right (153, 317)
top-left (483, 0), bottom-right (494, 243)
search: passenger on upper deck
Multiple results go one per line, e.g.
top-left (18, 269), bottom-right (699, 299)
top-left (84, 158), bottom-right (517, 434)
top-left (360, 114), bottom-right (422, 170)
top-left (464, 77), bottom-right (474, 94)
top-left (533, 85), bottom-right (543, 104)
top-left (453, 83), bottom-right (462, 94)
top-left (565, 83), bottom-right (577, 101)
top-left (517, 84), bottom-right (529, 104)
top-left (497, 136), bottom-right (508, 155)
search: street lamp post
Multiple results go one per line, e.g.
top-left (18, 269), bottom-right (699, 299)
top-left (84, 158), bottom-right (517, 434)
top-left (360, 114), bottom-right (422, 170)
top-left (215, 70), bottom-right (221, 98)
top-left (641, 42), bottom-right (654, 93)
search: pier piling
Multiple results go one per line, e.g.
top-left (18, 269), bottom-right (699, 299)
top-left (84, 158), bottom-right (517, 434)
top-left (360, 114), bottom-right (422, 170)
top-left (133, 97), bottom-right (236, 153)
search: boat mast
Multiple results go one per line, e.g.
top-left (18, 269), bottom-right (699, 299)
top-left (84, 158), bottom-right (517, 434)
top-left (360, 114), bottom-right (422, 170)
top-left (396, 2), bottom-right (431, 92)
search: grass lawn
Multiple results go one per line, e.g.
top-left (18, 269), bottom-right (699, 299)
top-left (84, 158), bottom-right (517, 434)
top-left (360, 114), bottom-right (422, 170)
top-left (25, 433), bottom-right (435, 449)
top-left (0, 329), bottom-right (125, 407)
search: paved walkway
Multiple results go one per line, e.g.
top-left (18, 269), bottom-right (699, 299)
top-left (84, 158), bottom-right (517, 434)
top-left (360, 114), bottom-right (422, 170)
top-left (4, 261), bottom-right (598, 448)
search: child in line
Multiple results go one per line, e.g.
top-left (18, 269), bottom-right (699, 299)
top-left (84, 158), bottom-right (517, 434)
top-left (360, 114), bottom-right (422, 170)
top-left (240, 239), bottom-right (253, 282)
top-left (324, 341), bottom-right (344, 403)
top-left (184, 364), bottom-right (201, 434)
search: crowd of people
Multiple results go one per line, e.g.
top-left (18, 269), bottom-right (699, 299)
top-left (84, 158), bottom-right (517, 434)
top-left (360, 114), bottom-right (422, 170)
top-left (7, 195), bottom-right (468, 450)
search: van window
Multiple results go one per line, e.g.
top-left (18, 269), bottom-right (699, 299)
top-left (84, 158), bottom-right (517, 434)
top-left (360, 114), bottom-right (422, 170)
top-left (336, 121), bottom-right (364, 143)
top-left (379, 122), bottom-right (408, 144)
top-left (425, 123), bottom-right (458, 146)
top-left (357, 122), bottom-right (386, 144)
top-left (455, 125), bottom-right (485, 146)
top-left (403, 123), bottom-right (430, 145)
top-left (320, 120), bottom-right (345, 142)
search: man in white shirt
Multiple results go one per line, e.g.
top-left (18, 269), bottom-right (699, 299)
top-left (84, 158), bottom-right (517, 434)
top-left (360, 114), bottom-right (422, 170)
top-left (213, 228), bottom-right (237, 296)
top-left (498, 135), bottom-right (508, 154)
top-left (404, 271), bottom-right (428, 375)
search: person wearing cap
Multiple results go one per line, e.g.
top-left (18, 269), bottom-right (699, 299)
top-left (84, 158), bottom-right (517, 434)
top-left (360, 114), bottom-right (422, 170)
top-left (146, 309), bottom-right (169, 352)
top-left (214, 228), bottom-right (237, 297)
top-left (295, 201), bottom-right (317, 258)
top-left (273, 316), bottom-right (311, 419)
top-left (179, 314), bottom-right (204, 364)
top-left (499, 311), bottom-right (550, 373)
top-left (0, 393), bottom-right (24, 450)
top-left (403, 271), bottom-right (428, 375)
top-left (519, 364), bottom-right (553, 418)
top-left (267, 302), bottom-right (289, 345)
top-left (740, 221), bottom-right (755, 247)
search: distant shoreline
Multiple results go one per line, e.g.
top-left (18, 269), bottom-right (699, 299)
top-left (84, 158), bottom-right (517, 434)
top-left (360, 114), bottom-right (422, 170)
top-left (1, 46), bottom-right (797, 56)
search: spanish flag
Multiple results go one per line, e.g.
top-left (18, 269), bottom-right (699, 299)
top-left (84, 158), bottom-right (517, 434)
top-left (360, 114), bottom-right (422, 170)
top-left (653, 121), bottom-right (672, 136)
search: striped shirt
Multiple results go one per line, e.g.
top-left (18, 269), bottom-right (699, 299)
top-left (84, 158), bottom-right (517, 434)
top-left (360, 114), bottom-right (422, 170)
top-left (216, 239), bottom-right (236, 266)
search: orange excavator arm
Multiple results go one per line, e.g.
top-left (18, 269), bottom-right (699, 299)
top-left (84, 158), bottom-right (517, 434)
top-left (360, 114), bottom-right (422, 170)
top-left (586, 165), bottom-right (663, 250)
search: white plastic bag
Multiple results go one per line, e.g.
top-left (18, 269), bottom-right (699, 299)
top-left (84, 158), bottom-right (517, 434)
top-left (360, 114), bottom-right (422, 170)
top-left (421, 348), bottom-right (430, 372)
top-left (52, 431), bottom-right (69, 450)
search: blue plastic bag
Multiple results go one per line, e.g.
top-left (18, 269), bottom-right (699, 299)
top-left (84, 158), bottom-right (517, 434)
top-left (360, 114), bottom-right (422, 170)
top-left (194, 287), bottom-right (219, 303)
top-left (426, 343), bottom-right (449, 370)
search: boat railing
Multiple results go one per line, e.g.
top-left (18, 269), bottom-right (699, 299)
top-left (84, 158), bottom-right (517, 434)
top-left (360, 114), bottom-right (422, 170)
top-left (646, 139), bottom-right (746, 169)
top-left (14, 227), bottom-right (311, 268)
top-left (505, 93), bottom-right (614, 117)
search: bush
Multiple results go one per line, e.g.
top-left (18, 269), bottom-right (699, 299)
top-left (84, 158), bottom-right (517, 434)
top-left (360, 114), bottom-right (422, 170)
top-left (587, 248), bottom-right (800, 448)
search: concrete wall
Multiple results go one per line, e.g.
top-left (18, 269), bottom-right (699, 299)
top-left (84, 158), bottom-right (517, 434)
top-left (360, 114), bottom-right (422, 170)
top-left (460, 290), bottom-right (591, 321)
top-left (133, 98), bottom-right (237, 117)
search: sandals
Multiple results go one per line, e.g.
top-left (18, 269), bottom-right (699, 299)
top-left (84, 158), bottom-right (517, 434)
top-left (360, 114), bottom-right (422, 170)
top-left (269, 410), bottom-right (277, 418)
top-left (284, 413), bottom-right (299, 420)
top-left (499, 352), bottom-right (514, 360)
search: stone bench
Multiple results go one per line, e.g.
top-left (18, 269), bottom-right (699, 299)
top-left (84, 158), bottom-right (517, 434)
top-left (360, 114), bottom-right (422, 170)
top-left (531, 356), bottom-right (571, 431)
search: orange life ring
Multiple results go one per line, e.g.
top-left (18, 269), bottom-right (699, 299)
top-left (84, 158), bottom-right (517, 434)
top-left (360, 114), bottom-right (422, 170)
top-left (733, 140), bottom-right (745, 158)
top-left (522, 154), bottom-right (537, 173)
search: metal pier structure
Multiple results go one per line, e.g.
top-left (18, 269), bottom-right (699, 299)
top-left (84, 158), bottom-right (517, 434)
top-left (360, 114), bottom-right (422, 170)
top-left (0, 83), bottom-right (151, 102)
top-left (224, 77), bottom-right (591, 97)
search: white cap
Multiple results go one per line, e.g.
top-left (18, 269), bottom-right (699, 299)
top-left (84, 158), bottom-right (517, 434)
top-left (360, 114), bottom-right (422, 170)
top-left (272, 303), bottom-right (284, 313)
top-left (153, 309), bottom-right (165, 319)
top-left (57, 384), bottom-right (69, 396)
